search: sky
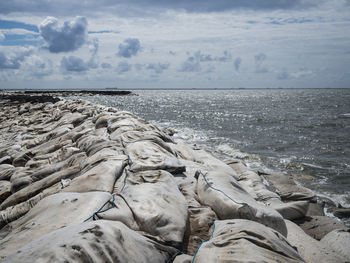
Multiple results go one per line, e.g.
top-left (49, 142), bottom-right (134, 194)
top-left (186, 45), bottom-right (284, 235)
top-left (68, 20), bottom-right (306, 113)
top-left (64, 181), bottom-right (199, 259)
top-left (0, 0), bottom-right (350, 89)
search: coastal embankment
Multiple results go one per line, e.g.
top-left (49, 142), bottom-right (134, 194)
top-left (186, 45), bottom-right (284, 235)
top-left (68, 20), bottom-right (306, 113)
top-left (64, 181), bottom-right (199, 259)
top-left (0, 93), bottom-right (349, 262)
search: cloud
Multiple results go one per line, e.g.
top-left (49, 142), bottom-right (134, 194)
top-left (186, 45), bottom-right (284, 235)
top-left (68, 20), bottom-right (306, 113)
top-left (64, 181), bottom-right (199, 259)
top-left (39, 16), bottom-right (88, 53)
top-left (277, 68), bottom-right (314, 80)
top-left (216, 50), bottom-right (232, 62)
top-left (179, 50), bottom-right (232, 72)
top-left (101, 62), bottom-right (112, 69)
top-left (116, 61), bottom-right (132, 73)
top-left (0, 47), bottom-right (33, 69)
top-left (0, 0), bottom-right (322, 16)
top-left (169, 50), bottom-right (176, 56)
top-left (0, 32), bottom-right (5, 41)
top-left (146, 63), bottom-right (170, 74)
top-left (234, 57), bottom-right (242, 72)
top-left (61, 56), bottom-right (92, 72)
top-left (179, 54), bottom-right (201, 72)
top-left (254, 53), bottom-right (269, 73)
top-left (117, 38), bottom-right (141, 58)
top-left (24, 55), bottom-right (53, 78)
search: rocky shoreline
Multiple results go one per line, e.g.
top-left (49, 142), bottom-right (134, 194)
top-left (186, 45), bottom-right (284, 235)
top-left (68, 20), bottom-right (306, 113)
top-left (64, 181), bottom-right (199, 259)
top-left (0, 94), bottom-right (349, 262)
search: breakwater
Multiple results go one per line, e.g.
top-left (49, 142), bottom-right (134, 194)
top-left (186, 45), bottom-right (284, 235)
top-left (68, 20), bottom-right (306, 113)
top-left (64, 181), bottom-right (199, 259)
top-left (0, 93), bottom-right (349, 262)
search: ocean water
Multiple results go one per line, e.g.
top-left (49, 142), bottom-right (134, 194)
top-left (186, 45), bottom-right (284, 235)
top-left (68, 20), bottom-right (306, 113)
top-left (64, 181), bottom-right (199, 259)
top-left (69, 89), bottom-right (350, 208)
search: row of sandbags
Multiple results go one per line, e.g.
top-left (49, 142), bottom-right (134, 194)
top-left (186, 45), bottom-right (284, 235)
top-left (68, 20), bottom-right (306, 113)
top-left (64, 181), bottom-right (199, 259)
top-left (0, 96), bottom-right (349, 262)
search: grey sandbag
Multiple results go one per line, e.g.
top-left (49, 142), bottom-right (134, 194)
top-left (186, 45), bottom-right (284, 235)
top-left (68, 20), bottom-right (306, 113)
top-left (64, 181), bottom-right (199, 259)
top-left (61, 157), bottom-right (127, 193)
top-left (263, 172), bottom-right (315, 201)
top-left (2, 220), bottom-right (177, 263)
top-left (10, 150), bottom-right (84, 193)
top-left (193, 219), bottom-right (304, 263)
top-left (0, 165), bottom-right (81, 210)
top-left (0, 191), bottom-right (112, 259)
top-left (320, 229), bottom-right (350, 261)
top-left (126, 140), bottom-right (185, 174)
top-left (102, 170), bottom-right (188, 245)
top-left (285, 219), bottom-right (347, 263)
top-left (196, 170), bottom-right (287, 236)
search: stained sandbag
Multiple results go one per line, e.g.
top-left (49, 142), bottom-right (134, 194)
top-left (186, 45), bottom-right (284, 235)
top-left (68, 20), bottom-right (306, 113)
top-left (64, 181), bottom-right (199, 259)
top-left (320, 229), bottom-right (350, 261)
top-left (193, 219), bottom-right (304, 263)
top-left (262, 172), bottom-right (315, 201)
top-left (294, 215), bottom-right (347, 240)
top-left (270, 200), bottom-right (310, 221)
top-left (24, 145), bottom-right (81, 169)
top-left (184, 206), bottom-right (217, 255)
top-left (2, 220), bottom-right (177, 263)
top-left (126, 140), bottom-right (185, 174)
top-left (61, 157), bottom-right (127, 193)
top-left (0, 164), bottom-right (14, 181)
top-left (285, 219), bottom-right (345, 263)
top-left (104, 170), bottom-right (188, 245)
top-left (0, 165), bottom-right (81, 210)
top-left (173, 254), bottom-right (193, 263)
top-left (97, 194), bottom-right (140, 231)
top-left (0, 192), bottom-right (112, 259)
top-left (107, 117), bottom-right (156, 133)
top-left (10, 151), bottom-right (85, 194)
top-left (196, 170), bottom-right (287, 236)
top-left (172, 144), bottom-right (238, 179)
top-left (12, 139), bottom-right (73, 167)
top-left (0, 181), bottom-right (11, 204)
top-left (110, 129), bottom-right (174, 145)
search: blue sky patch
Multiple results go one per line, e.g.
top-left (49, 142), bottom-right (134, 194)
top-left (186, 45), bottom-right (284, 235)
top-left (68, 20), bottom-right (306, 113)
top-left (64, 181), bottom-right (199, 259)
top-left (0, 19), bottom-right (39, 32)
top-left (1, 34), bottom-right (39, 46)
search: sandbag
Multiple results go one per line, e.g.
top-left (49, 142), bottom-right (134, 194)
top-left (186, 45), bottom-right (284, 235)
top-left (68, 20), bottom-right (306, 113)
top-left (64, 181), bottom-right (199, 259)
top-left (285, 219), bottom-right (346, 263)
top-left (0, 164), bottom-right (14, 180)
top-left (2, 220), bottom-right (177, 263)
top-left (193, 219), bottom-right (304, 263)
top-left (61, 158), bottom-right (126, 193)
top-left (262, 172), bottom-right (315, 201)
top-left (0, 181), bottom-right (11, 204)
top-left (103, 170), bottom-right (188, 246)
top-left (196, 170), bottom-right (287, 236)
top-left (110, 129), bottom-right (174, 145)
top-left (0, 192), bottom-right (112, 259)
top-left (9, 152), bottom-right (85, 194)
top-left (126, 140), bottom-right (185, 174)
top-left (294, 215), bottom-right (348, 240)
top-left (184, 206), bottom-right (217, 255)
top-left (320, 229), bottom-right (350, 261)
top-left (1, 165), bottom-right (81, 210)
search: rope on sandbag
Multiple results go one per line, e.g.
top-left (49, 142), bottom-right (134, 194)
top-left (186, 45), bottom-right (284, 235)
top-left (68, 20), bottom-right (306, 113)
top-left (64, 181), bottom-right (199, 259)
top-left (191, 218), bottom-right (215, 263)
top-left (83, 155), bottom-right (132, 222)
top-left (196, 170), bottom-right (249, 206)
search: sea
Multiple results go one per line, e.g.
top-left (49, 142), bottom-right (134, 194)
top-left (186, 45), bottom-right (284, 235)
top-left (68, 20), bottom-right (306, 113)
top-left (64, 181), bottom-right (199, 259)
top-left (68, 88), bottom-right (350, 211)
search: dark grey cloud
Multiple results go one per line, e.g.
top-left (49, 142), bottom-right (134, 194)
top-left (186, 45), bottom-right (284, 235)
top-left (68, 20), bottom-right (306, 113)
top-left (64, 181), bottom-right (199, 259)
top-left (0, 0), bottom-right (322, 16)
top-left (169, 50), bottom-right (176, 56)
top-left (39, 16), bottom-right (88, 53)
top-left (116, 61), bottom-right (132, 73)
top-left (254, 53), bottom-right (269, 73)
top-left (117, 38), bottom-right (141, 58)
top-left (61, 56), bottom-right (95, 72)
top-left (0, 48), bottom-right (33, 69)
top-left (234, 57), bottom-right (242, 72)
top-left (146, 63), bottom-right (170, 74)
